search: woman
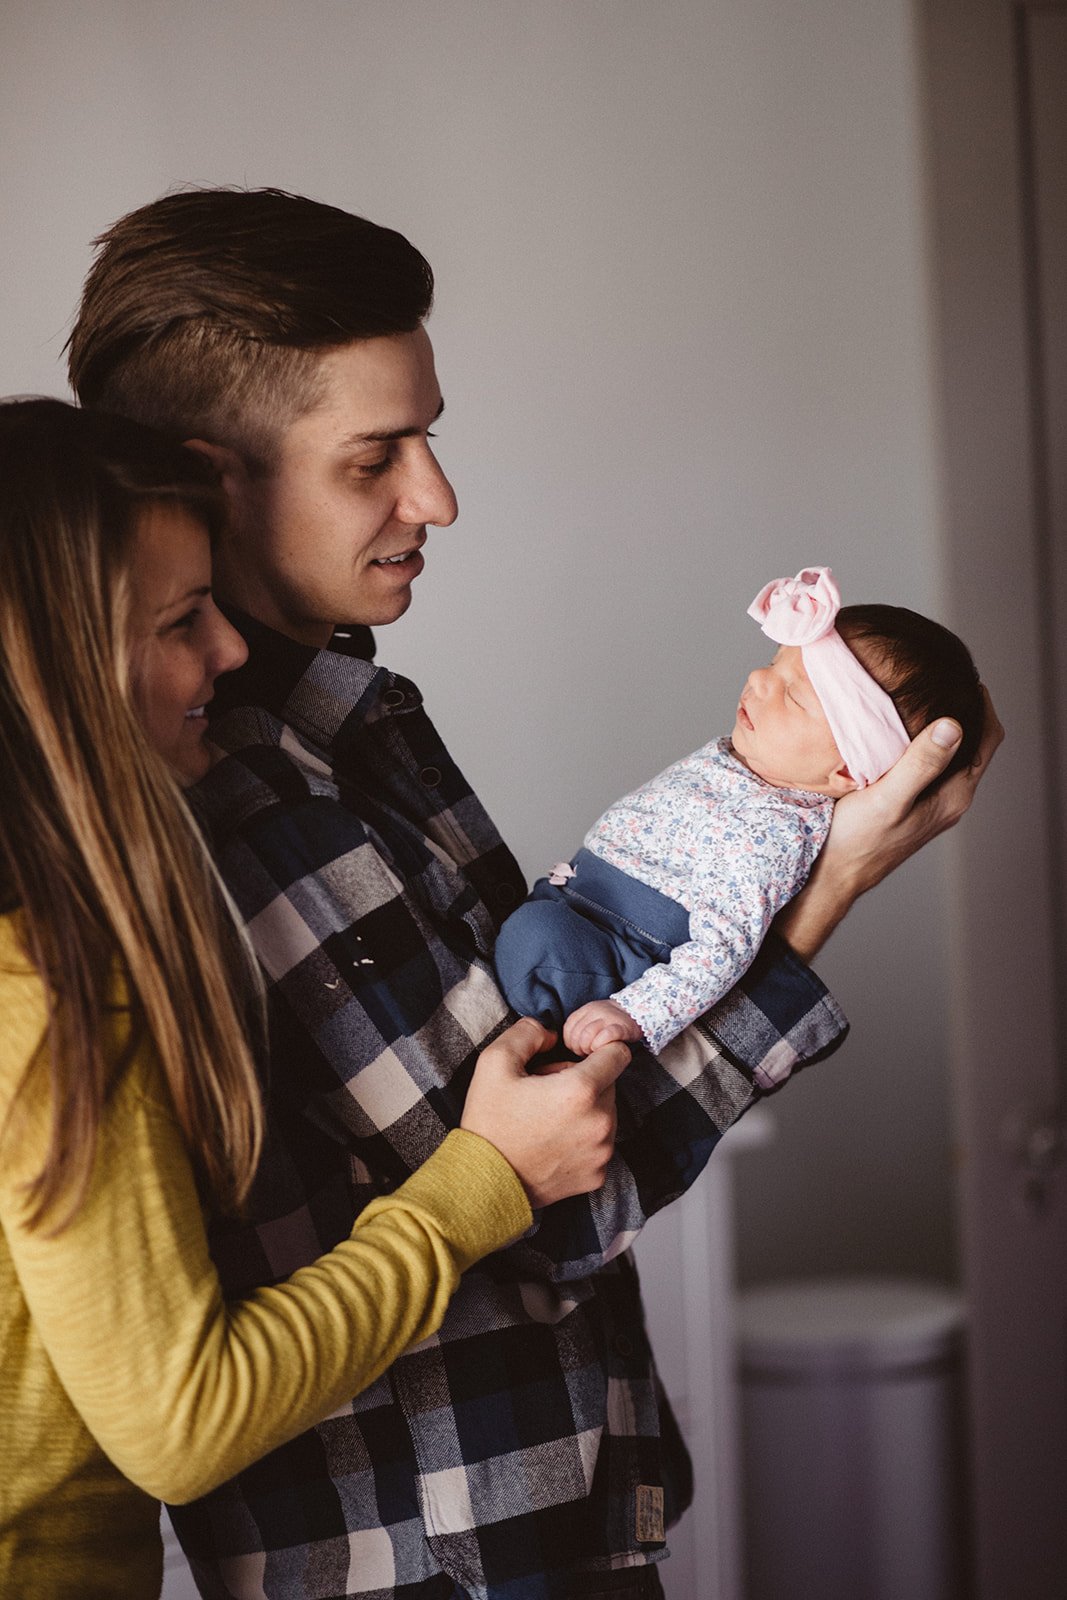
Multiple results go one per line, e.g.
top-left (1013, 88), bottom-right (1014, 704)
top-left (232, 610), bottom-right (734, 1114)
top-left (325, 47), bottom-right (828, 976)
top-left (0, 399), bottom-right (626, 1597)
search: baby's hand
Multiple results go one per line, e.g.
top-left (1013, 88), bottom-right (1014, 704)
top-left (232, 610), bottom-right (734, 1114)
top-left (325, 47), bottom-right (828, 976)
top-left (563, 999), bottom-right (643, 1056)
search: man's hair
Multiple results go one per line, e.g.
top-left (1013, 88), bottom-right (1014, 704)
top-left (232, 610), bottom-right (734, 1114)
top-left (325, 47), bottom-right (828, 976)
top-left (66, 186), bottom-right (434, 467)
top-left (837, 604), bottom-right (983, 788)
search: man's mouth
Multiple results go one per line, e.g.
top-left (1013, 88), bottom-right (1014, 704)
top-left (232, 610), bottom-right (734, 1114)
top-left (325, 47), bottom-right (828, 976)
top-left (371, 537), bottom-right (426, 569)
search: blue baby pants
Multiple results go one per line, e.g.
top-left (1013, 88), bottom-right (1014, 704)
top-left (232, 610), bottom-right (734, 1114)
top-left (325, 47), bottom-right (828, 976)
top-left (494, 847), bottom-right (690, 1031)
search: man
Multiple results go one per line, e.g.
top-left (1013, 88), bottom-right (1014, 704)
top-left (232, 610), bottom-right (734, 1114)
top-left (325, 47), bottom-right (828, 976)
top-left (68, 187), bottom-right (998, 1599)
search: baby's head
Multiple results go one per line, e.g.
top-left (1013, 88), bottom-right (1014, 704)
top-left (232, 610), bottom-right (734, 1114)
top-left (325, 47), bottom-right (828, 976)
top-left (836, 604), bottom-right (983, 781)
top-left (731, 568), bottom-right (983, 798)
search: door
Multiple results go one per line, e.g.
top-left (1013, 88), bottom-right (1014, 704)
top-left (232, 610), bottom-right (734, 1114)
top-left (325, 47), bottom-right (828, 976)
top-left (922, 3), bottom-right (1067, 1596)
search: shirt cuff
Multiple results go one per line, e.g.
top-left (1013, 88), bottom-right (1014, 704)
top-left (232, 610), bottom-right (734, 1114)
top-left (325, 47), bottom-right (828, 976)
top-left (695, 933), bottom-right (849, 1092)
top-left (384, 1129), bottom-right (533, 1269)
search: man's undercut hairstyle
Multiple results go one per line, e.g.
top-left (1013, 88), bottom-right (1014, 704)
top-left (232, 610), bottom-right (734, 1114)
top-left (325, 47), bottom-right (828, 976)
top-left (66, 187), bottom-right (435, 468)
top-left (837, 604), bottom-right (984, 789)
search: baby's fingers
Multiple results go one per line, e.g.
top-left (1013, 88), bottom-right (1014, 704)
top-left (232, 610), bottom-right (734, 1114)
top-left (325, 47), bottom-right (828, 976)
top-left (563, 1005), bottom-right (601, 1056)
top-left (586, 1021), bottom-right (629, 1052)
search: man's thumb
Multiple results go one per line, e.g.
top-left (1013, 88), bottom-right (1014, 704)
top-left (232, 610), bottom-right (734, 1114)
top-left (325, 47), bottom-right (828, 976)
top-left (571, 1040), bottom-right (631, 1095)
top-left (882, 718), bottom-right (962, 802)
top-left (483, 1017), bottom-right (557, 1079)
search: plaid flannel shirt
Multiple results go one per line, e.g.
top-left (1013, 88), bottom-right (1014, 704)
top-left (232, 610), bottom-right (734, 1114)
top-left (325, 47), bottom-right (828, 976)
top-left (171, 615), bottom-right (848, 1600)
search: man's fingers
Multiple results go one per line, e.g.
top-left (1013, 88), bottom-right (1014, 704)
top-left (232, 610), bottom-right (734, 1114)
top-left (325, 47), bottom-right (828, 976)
top-left (856, 685), bottom-right (1002, 842)
top-left (529, 1055), bottom-right (577, 1076)
top-left (485, 1017), bottom-right (557, 1076)
top-left (872, 718), bottom-right (962, 815)
top-left (568, 1040), bottom-right (631, 1095)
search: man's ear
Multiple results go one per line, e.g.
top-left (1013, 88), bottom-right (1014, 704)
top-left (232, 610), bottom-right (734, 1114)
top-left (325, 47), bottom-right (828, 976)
top-left (183, 439), bottom-right (251, 508)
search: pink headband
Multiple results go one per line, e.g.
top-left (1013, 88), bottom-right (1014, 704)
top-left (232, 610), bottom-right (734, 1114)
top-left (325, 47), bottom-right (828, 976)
top-left (747, 567), bottom-right (909, 788)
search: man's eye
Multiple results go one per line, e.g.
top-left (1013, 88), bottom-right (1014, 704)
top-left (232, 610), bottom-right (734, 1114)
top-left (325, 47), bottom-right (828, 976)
top-left (356, 457), bottom-right (392, 478)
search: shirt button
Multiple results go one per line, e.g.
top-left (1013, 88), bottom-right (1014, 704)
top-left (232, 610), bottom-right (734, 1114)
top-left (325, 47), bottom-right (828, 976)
top-left (613, 1334), bottom-right (634, 1359)
top-left (383, 687), bottom-right (406, 708)
top-left (420, 765), bottom-right (442, 787)
top-left (493, 882), bottom-right (520, 909)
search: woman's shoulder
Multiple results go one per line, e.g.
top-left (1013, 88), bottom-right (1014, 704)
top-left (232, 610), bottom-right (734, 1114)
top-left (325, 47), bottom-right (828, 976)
top-left (0, 913), bottom-right (50, 1104)
top-left (0, 914), bottom-right (48, 1017)
top-left (0, 915), bottom-right (172, 1166)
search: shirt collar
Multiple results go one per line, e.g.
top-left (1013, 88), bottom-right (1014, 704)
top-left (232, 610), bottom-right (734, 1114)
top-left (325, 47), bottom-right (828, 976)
top-left (211, 607), bottom-right (421, 752)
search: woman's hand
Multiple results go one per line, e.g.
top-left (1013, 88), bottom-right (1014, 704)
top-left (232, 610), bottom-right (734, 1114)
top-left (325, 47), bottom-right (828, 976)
top-left (776, 686), bottom-right (1003, 962)
top-left (461, 1018), bottom-right (629, 1207)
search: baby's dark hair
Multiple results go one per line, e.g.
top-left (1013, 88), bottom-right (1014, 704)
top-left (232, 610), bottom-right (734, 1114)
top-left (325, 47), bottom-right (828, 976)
top-left (836, 605), bottom-right (983, 789)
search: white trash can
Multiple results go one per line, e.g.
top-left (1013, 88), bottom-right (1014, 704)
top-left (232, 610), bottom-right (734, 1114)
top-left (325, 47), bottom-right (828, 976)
top-left (735, 1278), bottom-right (969, 1600)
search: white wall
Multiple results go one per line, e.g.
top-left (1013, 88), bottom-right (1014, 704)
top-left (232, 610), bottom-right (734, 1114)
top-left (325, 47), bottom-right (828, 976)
top-left (0, 0), bottom-right (957, 1282)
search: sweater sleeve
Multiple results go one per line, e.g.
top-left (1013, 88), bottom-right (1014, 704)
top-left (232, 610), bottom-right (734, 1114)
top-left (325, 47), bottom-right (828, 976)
top-left (0, 973), bottom-right (530, 1505)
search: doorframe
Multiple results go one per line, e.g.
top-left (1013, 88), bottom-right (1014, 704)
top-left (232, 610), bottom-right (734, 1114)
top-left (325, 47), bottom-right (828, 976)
top-left (920, 1), bottom-right (1067, 1594)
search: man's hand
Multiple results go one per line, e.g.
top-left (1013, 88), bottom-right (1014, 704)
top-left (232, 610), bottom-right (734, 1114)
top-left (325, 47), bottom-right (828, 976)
top-left (777, 686), bottom-right (1003, 962)
top-left (461, 1018), bottom-right (630, 1207)
top-left (563, 999), bottom-right (643, 1056)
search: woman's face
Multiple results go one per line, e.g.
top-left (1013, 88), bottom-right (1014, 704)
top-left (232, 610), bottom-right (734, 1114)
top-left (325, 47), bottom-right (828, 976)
top-left (127, 504), bottom-right (248, 785)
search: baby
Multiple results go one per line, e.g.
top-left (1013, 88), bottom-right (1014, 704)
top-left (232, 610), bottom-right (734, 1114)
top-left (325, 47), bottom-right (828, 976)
top-left (494, 567), bottom-right (983, 1057)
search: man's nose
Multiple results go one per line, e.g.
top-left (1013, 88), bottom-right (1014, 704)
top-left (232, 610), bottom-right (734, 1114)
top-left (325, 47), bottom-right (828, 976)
top-left (396, 451), bottom-right (458, 528)
top-left (208, 606), bottom-right (249, 677)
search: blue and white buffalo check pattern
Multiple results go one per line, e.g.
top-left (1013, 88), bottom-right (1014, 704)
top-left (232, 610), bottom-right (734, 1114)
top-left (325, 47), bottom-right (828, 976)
top-left (171, 614), bottom-right (848, 1599)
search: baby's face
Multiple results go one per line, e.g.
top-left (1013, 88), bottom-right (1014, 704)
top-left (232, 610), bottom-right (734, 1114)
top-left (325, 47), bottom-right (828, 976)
top-left (731, 646), bottom-right (853, 795)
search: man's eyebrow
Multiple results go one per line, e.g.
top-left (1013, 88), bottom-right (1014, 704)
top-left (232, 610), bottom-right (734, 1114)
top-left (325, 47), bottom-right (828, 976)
top-left (337, 397), bottom-right (445, 449)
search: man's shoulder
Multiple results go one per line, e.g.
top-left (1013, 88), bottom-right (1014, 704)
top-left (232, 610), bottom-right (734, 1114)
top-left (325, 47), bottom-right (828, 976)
top-left (192, 706), bottom-right (376, 907)
top-left (200, 705), bottom-right (337, 813)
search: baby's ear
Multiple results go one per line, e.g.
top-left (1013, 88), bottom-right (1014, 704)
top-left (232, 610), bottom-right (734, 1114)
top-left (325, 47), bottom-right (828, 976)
top-left (826, 763), bottom-right (860, 798)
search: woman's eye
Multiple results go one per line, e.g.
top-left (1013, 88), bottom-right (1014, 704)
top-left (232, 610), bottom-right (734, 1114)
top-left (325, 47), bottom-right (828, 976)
top-left (168, 608), bottom-right (200, 634)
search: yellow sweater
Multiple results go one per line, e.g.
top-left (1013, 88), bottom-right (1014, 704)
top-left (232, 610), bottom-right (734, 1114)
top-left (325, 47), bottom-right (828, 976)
top-left (0, 916), bottom-right (530, 1599)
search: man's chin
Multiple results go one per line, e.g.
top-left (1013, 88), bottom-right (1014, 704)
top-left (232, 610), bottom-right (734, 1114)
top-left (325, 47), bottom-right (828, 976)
top-left (291, 584), bottom-right (414, 639)
top-left (361, 587), bottom-right (415, 627)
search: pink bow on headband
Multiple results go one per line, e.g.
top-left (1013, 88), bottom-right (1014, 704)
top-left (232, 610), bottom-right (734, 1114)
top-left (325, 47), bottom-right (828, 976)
top-left (748, 566), bottom-right (841, 645)
top-left (747, 566), bottom-right (909, 788)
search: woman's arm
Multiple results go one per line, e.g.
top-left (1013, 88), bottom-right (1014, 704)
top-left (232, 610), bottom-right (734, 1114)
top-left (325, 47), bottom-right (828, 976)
top-left (1, 986), bottom-right (621, 1504)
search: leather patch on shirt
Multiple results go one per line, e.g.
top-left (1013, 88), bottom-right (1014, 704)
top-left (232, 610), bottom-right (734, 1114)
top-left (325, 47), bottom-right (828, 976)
top-left (635, 1484), bottom-right (665, 1543)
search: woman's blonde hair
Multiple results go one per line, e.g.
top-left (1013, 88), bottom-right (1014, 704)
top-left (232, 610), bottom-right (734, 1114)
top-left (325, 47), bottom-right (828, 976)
top-left (0, 398), bottom-right (262, 1230)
